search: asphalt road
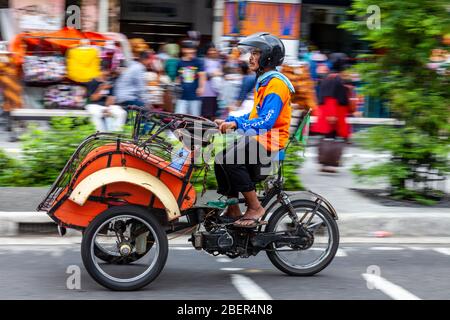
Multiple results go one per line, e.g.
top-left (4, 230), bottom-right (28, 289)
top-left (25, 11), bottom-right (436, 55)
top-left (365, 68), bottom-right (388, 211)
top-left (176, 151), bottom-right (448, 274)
top-left (0, 242), bottom-right (449, 300)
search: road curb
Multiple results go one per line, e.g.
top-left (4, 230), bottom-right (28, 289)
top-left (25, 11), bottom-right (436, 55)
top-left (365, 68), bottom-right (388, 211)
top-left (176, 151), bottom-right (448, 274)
top-left (338, 212), bottom-right (450, 237)
top-left (1, 211), bottom-right (450, 238)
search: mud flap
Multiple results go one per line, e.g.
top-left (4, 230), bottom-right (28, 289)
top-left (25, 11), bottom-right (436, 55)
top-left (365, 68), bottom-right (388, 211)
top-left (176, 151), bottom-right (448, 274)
top-left (69, 167), bottom-right (181, 221)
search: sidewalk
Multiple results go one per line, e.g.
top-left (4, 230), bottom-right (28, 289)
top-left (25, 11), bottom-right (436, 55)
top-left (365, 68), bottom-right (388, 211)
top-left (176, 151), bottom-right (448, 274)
top-left (0, 145), bottom-right (449, 238)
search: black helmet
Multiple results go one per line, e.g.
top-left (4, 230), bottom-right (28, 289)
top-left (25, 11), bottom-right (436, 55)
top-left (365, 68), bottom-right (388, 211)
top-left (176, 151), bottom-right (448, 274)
top-left (238, 32), bottom-right (285, 70)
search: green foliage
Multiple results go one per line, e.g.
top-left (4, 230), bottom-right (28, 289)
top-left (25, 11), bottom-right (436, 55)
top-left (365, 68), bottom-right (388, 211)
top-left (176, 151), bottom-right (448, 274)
top-left (0, 149), bottom-right (23, 186)
top-left (192, 138), bottom-right (305, 193)
top-left (1, 117), bottom-right (304, 191)
top-left (280, 142), bottom-right (305, 190)
top-left (0, 117), bottom-right (95, 186)
top-left (341, 0), bottom-right (450, 202)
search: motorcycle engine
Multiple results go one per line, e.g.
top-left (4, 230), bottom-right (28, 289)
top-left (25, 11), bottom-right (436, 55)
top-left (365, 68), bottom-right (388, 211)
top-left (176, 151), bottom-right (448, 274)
top-left (191, 228), bottom-right (236, 254)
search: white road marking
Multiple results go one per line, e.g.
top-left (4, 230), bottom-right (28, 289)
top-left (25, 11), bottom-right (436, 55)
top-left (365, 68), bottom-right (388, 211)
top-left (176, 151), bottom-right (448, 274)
top-left (51, 250), bottom-right (64, 257)
top-left (221, 268), bottom-right (244, 271)
top-left (307, 247), bottom-right (347, 256)
top-left (231, 274), bottom-right (273, 300)
top-left (362, 273), bottom-right (421, 300)
top-left (408, 246), bottom-right (426, 251)
top-left (170, 246), bottom-right (194, 250)
top-left (432, 248), bottom-right (450, 256)
top-left (340, 237), bottom-right (450, 244)
top-left (217, 257), bottom-right (233, 263)
top-left (370, 247), bottom-right (404, 251)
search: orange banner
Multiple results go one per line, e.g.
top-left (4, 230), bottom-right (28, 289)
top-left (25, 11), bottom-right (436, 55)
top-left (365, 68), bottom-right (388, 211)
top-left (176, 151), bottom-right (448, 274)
top-left (223, 1), bottom-right (301, 40)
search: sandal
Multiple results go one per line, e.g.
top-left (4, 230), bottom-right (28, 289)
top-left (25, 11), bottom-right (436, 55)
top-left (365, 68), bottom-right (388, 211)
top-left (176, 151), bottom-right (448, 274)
top-left (233, 218), bottom-right (268, 229)
top-left (218, 215), bottom-right (242, 224)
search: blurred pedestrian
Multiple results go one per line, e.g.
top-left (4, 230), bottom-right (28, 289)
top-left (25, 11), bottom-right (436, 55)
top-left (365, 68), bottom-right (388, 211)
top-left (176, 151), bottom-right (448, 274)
top-left (200, 43), bottom-right (223, 119)
top-left (85, 64), bottom-right (127, 132)
top-left (163, 40), bottom-right (180, 82)
top-left (174, 40), bottom-right (206, 116)
top-left (311, 55), bottom-right (352, 173)
top-left (219, 47), bottom-right (243, 111)
top-left (115, 50), bottom-right (153, 110)
top-left (306, 50), bottom-right (331, 100)
top-left (227, 61), bottom-right (256, 117)
top-left (144, 56), bottom-right (172, 112)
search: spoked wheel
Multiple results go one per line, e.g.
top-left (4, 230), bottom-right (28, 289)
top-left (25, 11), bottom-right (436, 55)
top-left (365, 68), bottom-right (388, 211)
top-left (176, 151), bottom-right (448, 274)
top-left (266, 200), bottom-right (339, 276)
top-left (81, 205), bottom-right (168, 291)
top-left (93, 224), bottom-right (155, 265)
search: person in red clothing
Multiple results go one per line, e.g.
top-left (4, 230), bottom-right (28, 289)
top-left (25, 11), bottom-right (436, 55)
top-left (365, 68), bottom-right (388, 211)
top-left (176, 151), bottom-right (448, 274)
top-left (311, 56), bottom-right (354, 173)
top-left (312, 57), bottom-right (352, 140)
top-left (214, 33), bottom-right (295, 228)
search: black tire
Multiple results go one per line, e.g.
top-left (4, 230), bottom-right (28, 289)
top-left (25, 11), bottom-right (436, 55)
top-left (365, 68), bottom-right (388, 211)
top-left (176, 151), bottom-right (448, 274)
top-left (266, 200), bottom-right (339, 276)
top-left (81, 205), bottom-right (168, 291)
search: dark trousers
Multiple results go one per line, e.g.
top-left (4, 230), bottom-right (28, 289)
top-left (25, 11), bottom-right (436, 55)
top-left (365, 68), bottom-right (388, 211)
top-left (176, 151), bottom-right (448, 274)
top-left (214, 136), bottom-right (272, 197)
top-left (201, 97), bottom-right (218, 119)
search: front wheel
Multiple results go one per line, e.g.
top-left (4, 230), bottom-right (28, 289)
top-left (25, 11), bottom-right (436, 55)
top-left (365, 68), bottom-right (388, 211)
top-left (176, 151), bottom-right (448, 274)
top-left (81, 205), bottom-right (168, 291)
top-left (266, 200), bottom-right (339, 276)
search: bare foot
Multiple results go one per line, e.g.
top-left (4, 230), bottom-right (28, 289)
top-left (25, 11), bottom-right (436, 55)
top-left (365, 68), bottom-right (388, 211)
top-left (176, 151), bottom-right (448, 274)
top-left (223, 204), bottom-right (242, 219)
top-left (234, 206), bottom-right (266, 227)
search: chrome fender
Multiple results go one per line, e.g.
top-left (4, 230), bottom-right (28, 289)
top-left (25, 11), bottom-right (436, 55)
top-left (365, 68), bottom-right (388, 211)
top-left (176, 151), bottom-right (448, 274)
top-left (287, 190), bottom-right (339, 220)
top-left (69, 167), bottom-right (181, 221)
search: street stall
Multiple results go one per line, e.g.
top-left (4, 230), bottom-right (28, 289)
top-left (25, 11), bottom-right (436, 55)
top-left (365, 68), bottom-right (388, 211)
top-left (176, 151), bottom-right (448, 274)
top-left (8, 27), bottom-right (127, 110)
top-left (0, 44), bottom-right (22, 113)
top-left (0, 27), bottom-right (133, 140)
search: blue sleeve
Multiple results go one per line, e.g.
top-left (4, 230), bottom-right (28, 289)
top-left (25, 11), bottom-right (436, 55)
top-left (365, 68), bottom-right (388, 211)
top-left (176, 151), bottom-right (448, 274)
top-left (226, 113), bottom-right (250, 123)
top-left (232, 93), bottom-right (283, 133)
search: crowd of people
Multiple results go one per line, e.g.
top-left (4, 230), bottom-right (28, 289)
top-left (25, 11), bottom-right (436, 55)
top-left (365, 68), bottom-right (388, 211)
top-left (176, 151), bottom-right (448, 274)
top-left (83, 37), bottom-right (260, 134)
top-left (84, 34), bottom-right (361, 173)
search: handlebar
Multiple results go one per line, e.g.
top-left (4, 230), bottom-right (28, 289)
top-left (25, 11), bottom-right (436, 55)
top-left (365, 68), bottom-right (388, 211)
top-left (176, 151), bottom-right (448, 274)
top-left (141, 110), bottom-right (218, 129)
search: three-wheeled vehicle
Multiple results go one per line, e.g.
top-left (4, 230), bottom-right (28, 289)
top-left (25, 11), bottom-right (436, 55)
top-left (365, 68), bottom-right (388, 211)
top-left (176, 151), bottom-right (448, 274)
top-left (38, 109), bottom-right (339, 291)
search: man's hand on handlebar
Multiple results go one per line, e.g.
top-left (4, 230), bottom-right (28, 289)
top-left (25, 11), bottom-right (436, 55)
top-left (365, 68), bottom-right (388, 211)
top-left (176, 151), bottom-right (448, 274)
top-left (214, 119), bottom-right (237, 133)
top-left (218, 121), bottom-right (237, 133)
top-left (214, 119), bottom-right (225, 126)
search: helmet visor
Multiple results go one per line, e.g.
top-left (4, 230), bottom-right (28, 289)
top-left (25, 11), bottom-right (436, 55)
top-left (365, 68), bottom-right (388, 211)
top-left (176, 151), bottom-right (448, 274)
top-left (237, 44), bottom-right (261, 55)
top-left (237, 45), bottom-right (261, 63)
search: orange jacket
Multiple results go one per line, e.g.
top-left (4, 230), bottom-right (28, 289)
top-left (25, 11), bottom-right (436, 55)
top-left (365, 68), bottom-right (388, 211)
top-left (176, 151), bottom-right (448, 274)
top-left (226, 75), bottom-right (292, 151)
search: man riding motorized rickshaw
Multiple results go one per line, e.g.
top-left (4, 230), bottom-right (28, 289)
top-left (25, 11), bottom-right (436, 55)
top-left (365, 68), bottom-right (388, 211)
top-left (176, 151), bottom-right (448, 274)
top-left (214, 32), bottom-right (295, 228)
top-left (37, 32), bottom-right (339, 291)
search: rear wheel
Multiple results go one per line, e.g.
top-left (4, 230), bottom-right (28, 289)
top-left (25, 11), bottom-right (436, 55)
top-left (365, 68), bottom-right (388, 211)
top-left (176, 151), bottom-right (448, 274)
top-left (81, 205), bottom-right (168, 291)
top-left (266, 200), bottom-right (339, 276)
top-left (93, 224), bottom-right (154, 264)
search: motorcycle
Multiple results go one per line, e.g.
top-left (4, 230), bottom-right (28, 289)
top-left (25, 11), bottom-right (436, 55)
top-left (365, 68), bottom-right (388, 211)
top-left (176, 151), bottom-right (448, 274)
top-left (38, 109), bottom-right (339, 291)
